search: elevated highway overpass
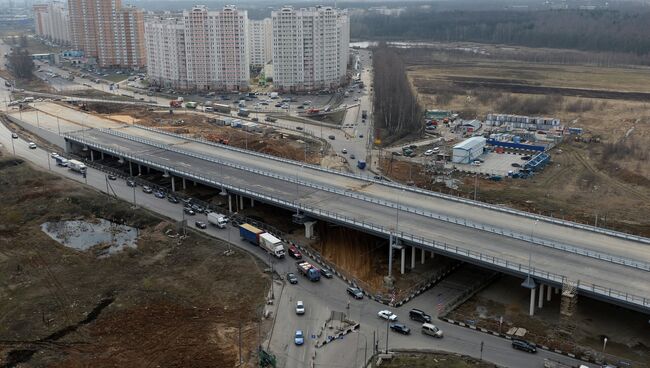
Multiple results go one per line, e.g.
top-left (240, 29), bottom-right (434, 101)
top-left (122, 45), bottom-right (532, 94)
top-left (62, 125), bottom-right (650, 313)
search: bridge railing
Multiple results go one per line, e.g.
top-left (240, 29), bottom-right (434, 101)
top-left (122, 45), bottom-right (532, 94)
top-left (61, 133), bottom-right (650, 312)
top-left (93, 128), bottom-right (650, 273)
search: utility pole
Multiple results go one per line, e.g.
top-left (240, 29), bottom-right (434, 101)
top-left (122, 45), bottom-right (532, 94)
top-left (46, 150), bottom-right (51, 170)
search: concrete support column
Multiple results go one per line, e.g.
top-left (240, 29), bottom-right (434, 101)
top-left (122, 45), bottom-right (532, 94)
top-left (138, 164), bottom-right (142, 175)
top-left (304, 221), bottom-right (316, 239)
top-left (251, 198), bottom-right (254, 207)
top-left (101, 151), bottom-right (105, 160)
top-left (555, 287), bottom-right (560, 295)
top-left (538, 284), bottom-right (544, 309)
top-left (529, 288), bottom-right (536, 316)
top-left (547, 284), bottom-right (552, 302)
top-left (411, 246), bottom-right (416, 269)
top-left (400, 247), bottom-right (406, 275)
top-left (228, 195), bottom-right (233, 213)
top-left (182, 177), bottom-right (186, 190)
top-left (147, 166), bottom-right (150, 174)
top-left (171, 176), bottom-right (175, 192)
top-left (239, 195), bottom-right (244, 210)
top-left (421, 248), bottom-right (425, 264)
top-left (430, 251), bottom-right (435, 259)
top-left (193, 180), bottom-right (197, 186)
top-left (90, 150), bottom-right (95, 161)
top-left (129, 161), bottom-right (133, 176)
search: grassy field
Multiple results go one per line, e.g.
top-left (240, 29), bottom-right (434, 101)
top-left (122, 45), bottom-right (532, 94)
top-left (379, 352), bottom-right (498, 368)
top-left (399, 49), bottom-right (650, 236)
top-left (0, 155), bottom-right (270, 367)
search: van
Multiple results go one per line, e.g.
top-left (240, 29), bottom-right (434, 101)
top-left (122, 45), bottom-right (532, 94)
top-left (409, 309), bottom-right (431, 323)
top-left (421, 323), bottom-right (443, 338)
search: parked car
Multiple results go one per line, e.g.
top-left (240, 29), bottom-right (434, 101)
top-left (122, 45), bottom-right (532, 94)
top-left (126, 178), bottom-right (136, 187)
top-left (295, 301), bottom-right (305, 315)
top-left (421, 323), bottom-right (444, 338)
top-left (167, 195), bottom-right (179, 203)
top-left (142, 186), bottom-right (153, 193)
top-left (350, 154), bottom-right (355, 160)
top-left (424, 149), bottom-right (434, 156)
top-left (183, 207), bottom-right (195, 215)
top-left (328, 135), bottom-right (335, 140)
top-left (195, 221), bottom-right (207, 229)
top-left (294, 330), bottom-right (304, 345)
top-left (511, 339), bottom-right (537, 353)
top-left (378, 310), bottom-right (398, 321)
top-left (409, 308), bottom-right (432, 323)
top-left (50, 152), bottom-right (59, 158)
top-left (107, 174), bottom-right (117, 180)
top-left (347, 287), bottom-right (363, 299)
top-left (287, 245), bottom-right (302, 259)
top-left (154, 191), bottom-right (165, 199)
top-left (390, 323), bottom-right (411, 335)
top-left (342, 148), bottom-right (347, 154)
top-left (11, 133), bottom-right (18, 139)
top-left (319, 268), bottom-right (333, 279)
top-left (286, 272), bottom-right (298, 284)
top-left (28, 142), bottom-right (37, 149)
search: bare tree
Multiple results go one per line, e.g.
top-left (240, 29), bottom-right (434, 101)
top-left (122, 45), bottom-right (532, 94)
top-left (8, 48), bottom-right (35, 80)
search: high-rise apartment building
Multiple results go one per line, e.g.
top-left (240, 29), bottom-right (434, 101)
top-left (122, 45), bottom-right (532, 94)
top-left (144, 16), bottom-right (187, 89)
top-left (68, 0), bottom-right (145, 68)
top-left (144, 5), bottom-right (249, 91)
top-left (33, 2), bottom-right (71, 45)
top-left (249, 18), bottom-right (272, 67)
top-left (272, 6), bottom-right (349, 92)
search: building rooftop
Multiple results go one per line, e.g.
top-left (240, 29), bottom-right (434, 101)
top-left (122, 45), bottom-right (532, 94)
top-left (453, 136), bottom-right (486, 150)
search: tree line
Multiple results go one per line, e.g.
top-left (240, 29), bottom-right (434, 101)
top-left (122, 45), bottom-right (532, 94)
top-left (352, 9), bottom-right (650, 56)
top-left (372, 44), bottom-right (423, 145)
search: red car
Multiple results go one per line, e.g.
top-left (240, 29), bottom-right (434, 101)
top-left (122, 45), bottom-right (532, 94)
top-left (287, 245), bottom-right (302, 259)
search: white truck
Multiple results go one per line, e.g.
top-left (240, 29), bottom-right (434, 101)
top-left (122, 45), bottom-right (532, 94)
top-left (207, 212), bottom-right (228, 229)
top-left (259, 233), bottom-right (285, 258)
top-left (68, 159), bottom-right (87, 173)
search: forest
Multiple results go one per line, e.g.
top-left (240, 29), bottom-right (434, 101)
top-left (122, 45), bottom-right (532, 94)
top-left (351, 9), bottom-right (650, 56)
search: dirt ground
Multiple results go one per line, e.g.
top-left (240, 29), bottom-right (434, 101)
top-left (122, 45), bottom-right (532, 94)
top-left (447, 276), bottom-right (650, 367)
top-left (0, 155), bottom-right (270, 367)
top-left (384, 50), bottom-right (650, 237)
top-left (89, 104), bottom-right (324, 164)
top-left (380, 352), bottom-right (498, 368)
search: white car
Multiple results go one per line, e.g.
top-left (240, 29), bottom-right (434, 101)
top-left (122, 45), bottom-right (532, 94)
top-left (378, 310), bottom-right (398, 321)
top-left (471, 160), bottom-right (482, 166)
top-left (424, 149), bottom-right (434, 156)
top-left (28, 142), bottom-right (37, 149)
top-left (51, 152), bottom-right (59, 158)
top-left (296, 301), bottom-right (305, 315)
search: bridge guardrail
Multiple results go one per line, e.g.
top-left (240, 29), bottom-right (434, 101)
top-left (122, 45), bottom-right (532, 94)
top-left (62, 133), bottom-right (650, 311)
top-left (129, 124), bottom-right (650, 244)
top-left (93, 128), bottom-right (650, 273)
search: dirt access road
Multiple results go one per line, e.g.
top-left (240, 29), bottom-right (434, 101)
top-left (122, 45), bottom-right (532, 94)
top-left (0, 155), bottom-right (270, 367)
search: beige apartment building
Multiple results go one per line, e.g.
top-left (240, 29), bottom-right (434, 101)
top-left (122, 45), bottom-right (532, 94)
top-left (68, 0), bottom-right (145, 68)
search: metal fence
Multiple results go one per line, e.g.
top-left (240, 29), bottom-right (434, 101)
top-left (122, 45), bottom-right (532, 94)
top-left (61, 133), bottom-right (650, 312)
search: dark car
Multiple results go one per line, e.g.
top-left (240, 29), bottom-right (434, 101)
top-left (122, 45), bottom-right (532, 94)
top-left (126, 178), bottom-right (136, 187)
top-left (183, 207), bottom-right (195, 215)
top-left (287, 245), bottom-right (302, 259)
top-left (347, 286), bottom-right (364, 299)
top-left (154, 191), bottom-right (165, 199)
top-left (107, 174), bottom-right (117, 180)
top-left (167, 195), bottom-right (179, 204)
top-left (390, 323), bottom-right (411, 335)
top-left (231, 219), bottom-right (241, 227)
top-left (286, 272), bottom-right (298, 284)
top-left (265, 116), bottom-right (277, 122)
top-left (409, 308), bottom-right (432, 323)
top-left (195, 221), bottom-right (207, 229)
top-left (511, 339), bottom-right (537, 353)
top-left (319, 268), bottom-right (333, 279)
top-left (511, 162), bottom-right (521, 168)
top-left (328, 135), bottom-right (335, 140)
top-left (142, 185), bottom-right (153, 193)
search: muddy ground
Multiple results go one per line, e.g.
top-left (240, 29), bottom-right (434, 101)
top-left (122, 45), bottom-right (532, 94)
top-left (0, 155), bottom-right (270, 367)
top-left (380, 352), bottom-right (498, 368)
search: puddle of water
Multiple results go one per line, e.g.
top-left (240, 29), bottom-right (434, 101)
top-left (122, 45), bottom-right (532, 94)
top-left (41, 219), bottom-right (137, 257)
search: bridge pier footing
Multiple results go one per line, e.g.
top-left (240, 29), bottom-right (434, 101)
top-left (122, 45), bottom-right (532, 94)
top-left (304, 221), bottom-right (316, 239)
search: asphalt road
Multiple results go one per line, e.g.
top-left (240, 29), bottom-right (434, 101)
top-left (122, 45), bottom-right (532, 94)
top-left (0, 123), bottom-right (599, 368)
